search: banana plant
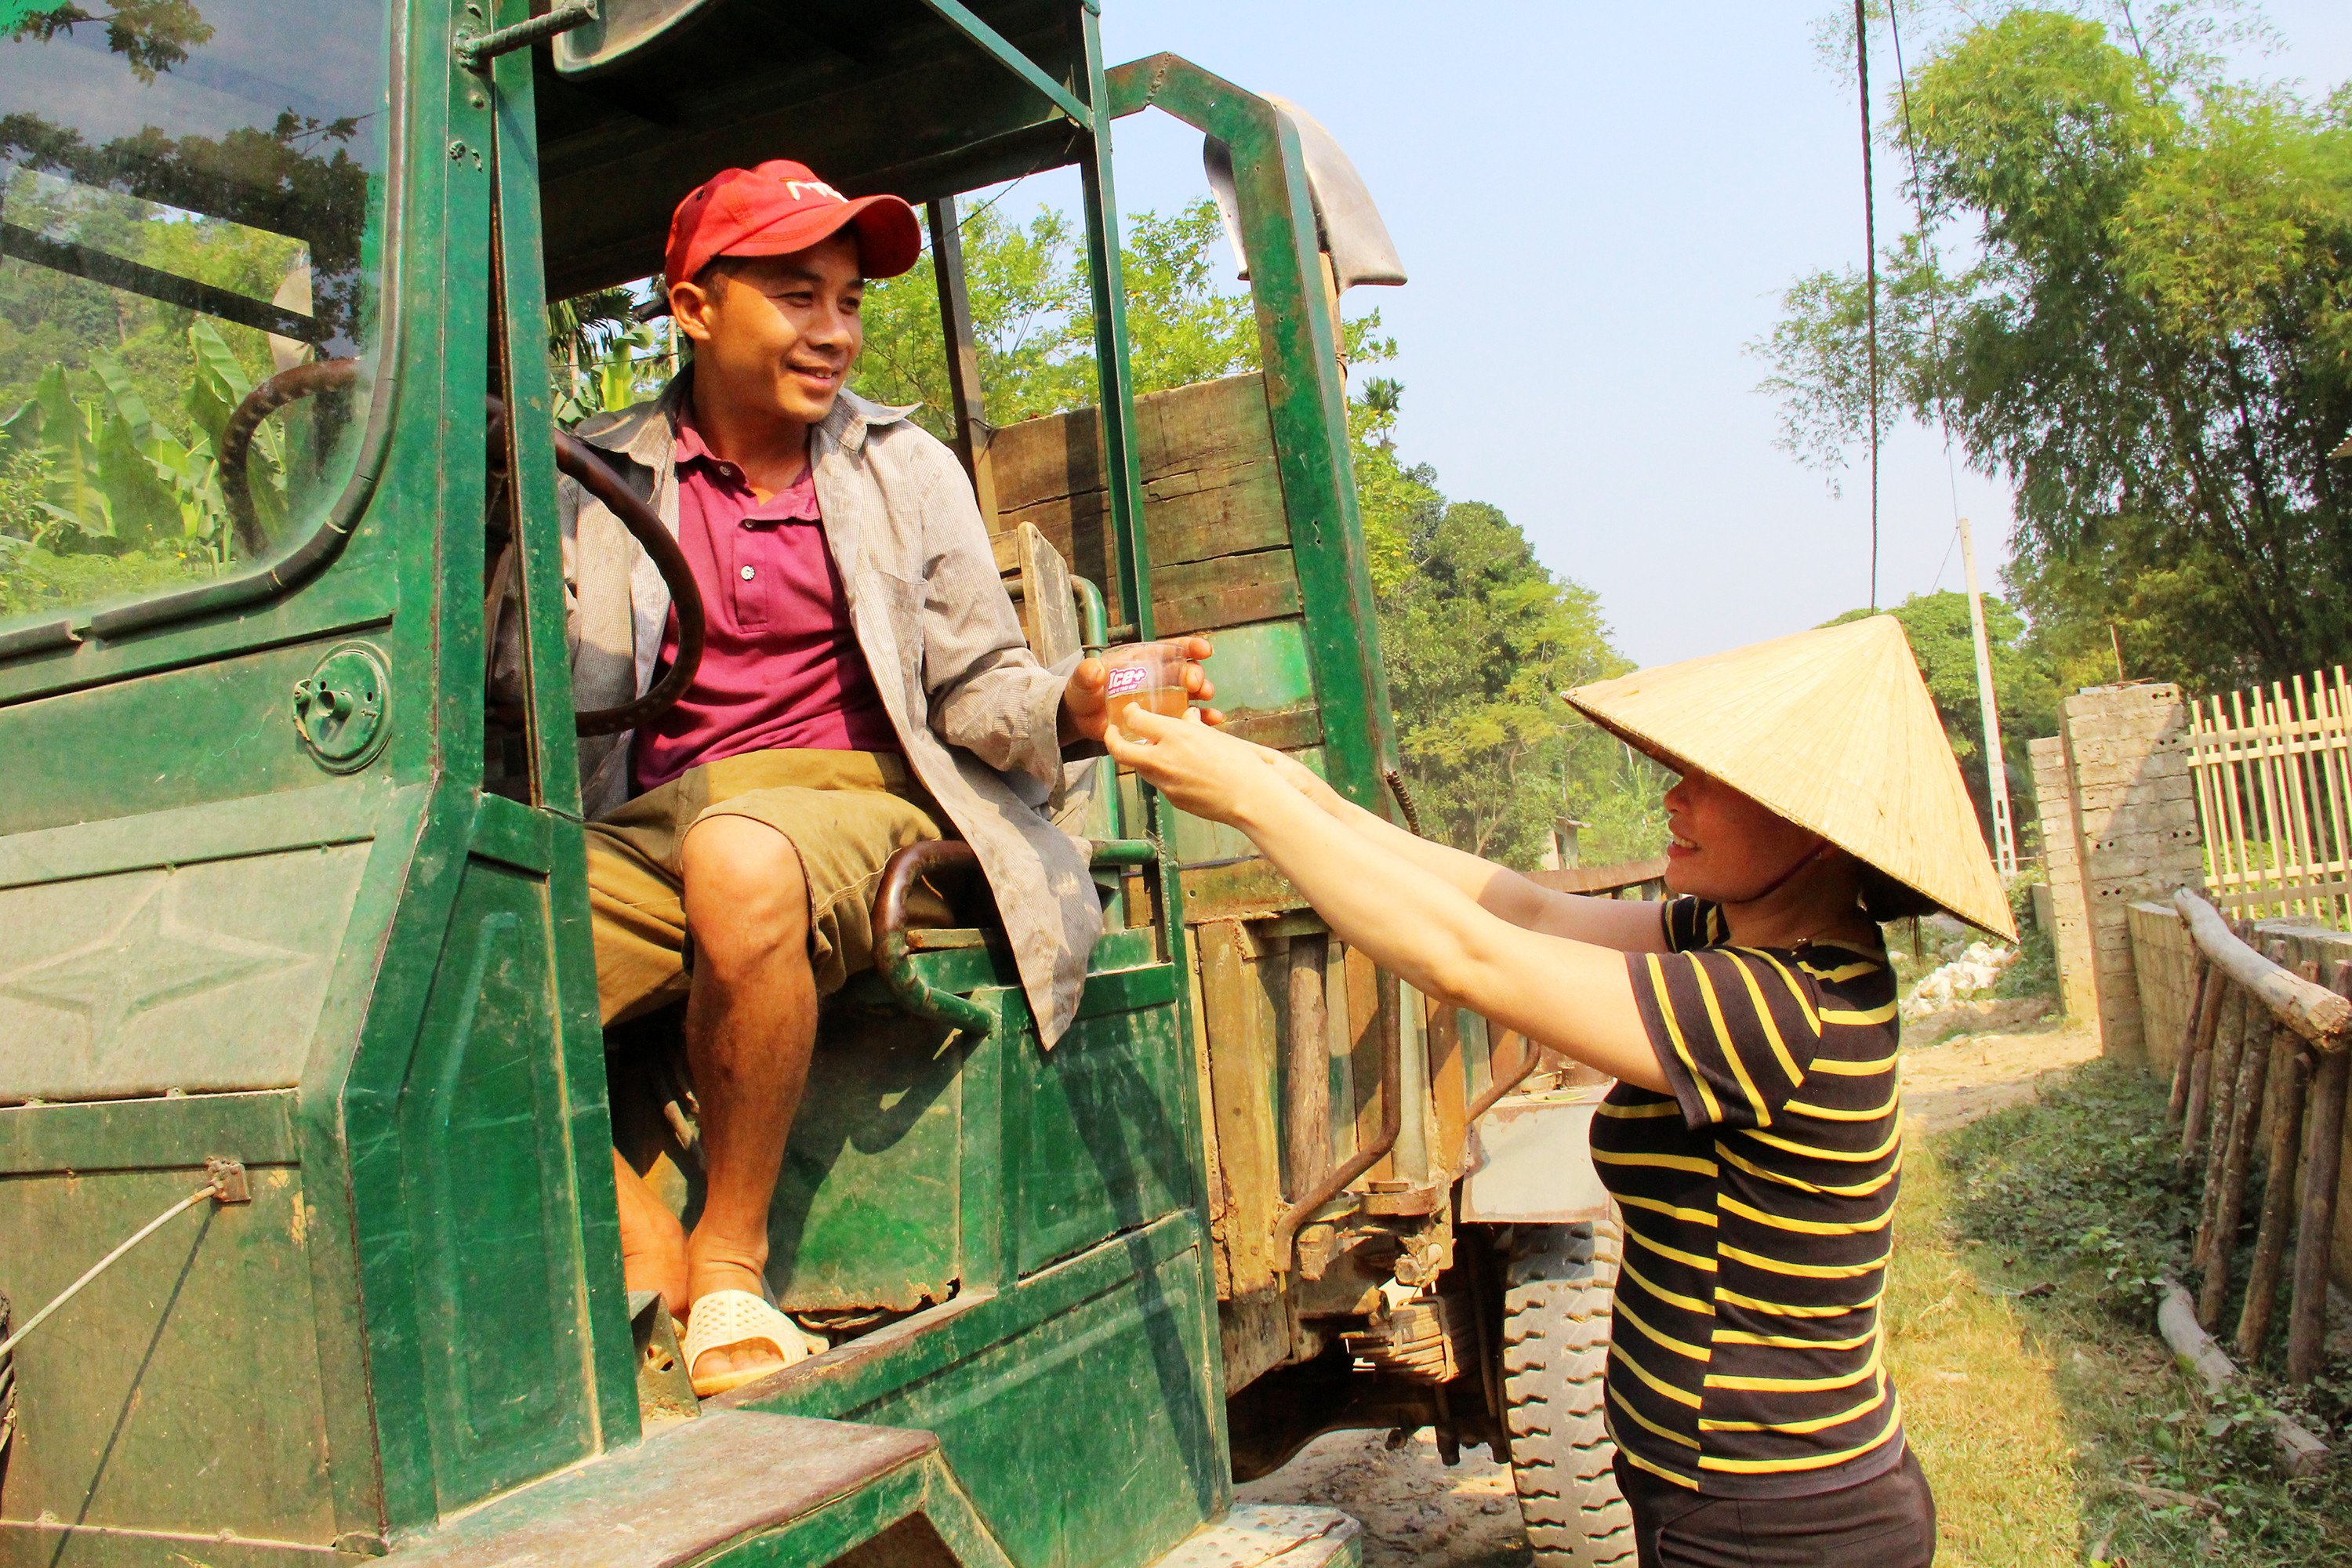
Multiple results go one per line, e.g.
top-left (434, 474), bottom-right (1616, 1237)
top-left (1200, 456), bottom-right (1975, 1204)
top-left (0, 319), bottom-right (287, 564)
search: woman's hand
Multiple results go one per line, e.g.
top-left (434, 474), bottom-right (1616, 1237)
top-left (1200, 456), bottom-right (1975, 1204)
top-left (1243, 739), bottom-right (1346, 815)
top-left (1102, 704), bottom-right (1285, 826)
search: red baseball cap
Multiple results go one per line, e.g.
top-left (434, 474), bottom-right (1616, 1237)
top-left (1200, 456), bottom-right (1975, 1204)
top-left (664, 160), bottom-right (922, 286)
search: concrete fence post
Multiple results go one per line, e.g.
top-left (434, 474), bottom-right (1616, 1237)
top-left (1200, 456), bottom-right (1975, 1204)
top-left (2043, 684), bottom-right (2205, 1062)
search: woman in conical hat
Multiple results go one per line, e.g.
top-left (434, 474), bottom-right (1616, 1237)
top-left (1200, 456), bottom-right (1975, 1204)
top-left (1105, 615), bottom-right (2005, 1566)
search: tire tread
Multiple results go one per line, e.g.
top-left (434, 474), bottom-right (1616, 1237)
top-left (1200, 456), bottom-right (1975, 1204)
top-left (1501, 1223), bottom-right (1635, 1568)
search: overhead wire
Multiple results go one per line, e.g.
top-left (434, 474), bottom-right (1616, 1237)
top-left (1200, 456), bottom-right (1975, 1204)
top-left (1853, 0), bottom-right (1881, 613)
top-left (1888, 3), bottom-right (1970, 557)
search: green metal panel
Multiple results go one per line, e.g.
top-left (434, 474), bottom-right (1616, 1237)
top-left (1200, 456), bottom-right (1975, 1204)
top-left (0, 843), bottom-right (372, 1101)
top-left (1196, 618), bottom-right (1316, 719)
top-left (771, 1014), bottom-right (966, 1314)
top-left (1104, 57), bottom-right (1400, 812)
top-left (0, 1163), bottom-right (337, 1560)
top-left (0, 634), bottom-right (397, 840)
top-left (488, 23), bottom-right (643, 1456)
top-left (1012, 982), bottom-right (1194, 1278)
top-left (394, 856), bottom-right (598, 1506)
top-left (748, 1214), bottom-right (1223, 1568)
top-left (0, 1093), bottom-right (296, 1174)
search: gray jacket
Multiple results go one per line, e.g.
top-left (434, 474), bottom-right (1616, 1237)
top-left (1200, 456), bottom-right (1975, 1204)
top-left (553, 376), bottom-right (1100, 1044)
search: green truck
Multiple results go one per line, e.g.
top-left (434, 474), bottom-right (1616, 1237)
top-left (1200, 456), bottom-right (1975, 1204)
top-left (0, 4), bottom-right (1635, 1565)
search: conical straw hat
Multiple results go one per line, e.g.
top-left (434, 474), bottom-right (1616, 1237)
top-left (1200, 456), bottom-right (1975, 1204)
top-left (1565, 615), bottom-right (2016, 941)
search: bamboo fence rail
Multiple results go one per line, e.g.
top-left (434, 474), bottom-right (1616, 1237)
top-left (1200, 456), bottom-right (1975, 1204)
top-left (2187, 667), bottom-right (2352, 925)
top-left (2169, 889), bottom-right (2352, 1389)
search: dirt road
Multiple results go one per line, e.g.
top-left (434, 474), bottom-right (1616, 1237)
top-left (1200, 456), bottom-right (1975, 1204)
top-left (1900, 1018), bottom-right (2100, 1133)
top-left (1235, 1014), bottom-right (2100, 1563)
top-left (1235, 1429), bottom-right (1530, 1568)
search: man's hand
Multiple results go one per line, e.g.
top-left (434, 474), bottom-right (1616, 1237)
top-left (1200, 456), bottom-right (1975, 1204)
top-left (1060, 635), bottom-right (1222, 746)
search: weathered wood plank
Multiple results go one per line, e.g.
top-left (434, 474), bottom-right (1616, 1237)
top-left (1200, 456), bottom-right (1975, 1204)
top-left (1216, 707), bottom-right (1323, 753)
top-left (1179, 858), bottom-right (1305, 922)
top-left (1198, 920), bottom-right (1283, 1298)
top-left (2176, 888), bottom-right (2352, 1047)
top-left (997, 466), bottom-right (1288, 576)
top-left (1011, 522), bottom-right (1080, 668)
top-left (1285, 933), bottom-right (1331, 1203)
top-left (1155, 549), bottom-right (1301, 637)
top-left (1344, 945), bottom-right (1385, 1185)
top-left (1426, 999), bottom-right (1467, 1185)
top-left (991, 374), bottom-right (1277, 512)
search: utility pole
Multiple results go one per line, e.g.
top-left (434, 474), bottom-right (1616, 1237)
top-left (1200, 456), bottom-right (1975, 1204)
top-left (1958, 517), bottom-right (2017, 874)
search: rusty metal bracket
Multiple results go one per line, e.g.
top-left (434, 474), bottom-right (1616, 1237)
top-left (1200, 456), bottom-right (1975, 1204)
top-left (456, 0), bottom-right (598, 74)
top-left (1272, 971), bottom-right (1403, 1272)
top-left (204, 1156), bottom-right (251, 1203)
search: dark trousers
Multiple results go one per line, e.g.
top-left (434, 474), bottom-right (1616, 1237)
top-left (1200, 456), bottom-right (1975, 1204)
top-left (1612, 1446), bottom-right (1936, 1567)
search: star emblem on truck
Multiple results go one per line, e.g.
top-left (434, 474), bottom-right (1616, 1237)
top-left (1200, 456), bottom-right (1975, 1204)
top-left (0, 880), bottom-right (302, 1056)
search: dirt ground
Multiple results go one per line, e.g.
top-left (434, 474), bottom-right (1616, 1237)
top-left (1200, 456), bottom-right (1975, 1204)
top-left (1234, 1014), bottom-right (2101, 1564)
top-left (1900, 1018), bottom-right (2102, 1134)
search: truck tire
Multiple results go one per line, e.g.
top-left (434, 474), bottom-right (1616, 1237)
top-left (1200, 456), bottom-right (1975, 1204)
top-left (1501, 1221), bottom-right (1635, 1568)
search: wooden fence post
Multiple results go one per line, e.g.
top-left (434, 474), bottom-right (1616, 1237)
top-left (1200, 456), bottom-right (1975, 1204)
top-left (2170, 956), bottom-right (2214, 1122)
top-left (2195, 981), bottom-right (2251, 1252)
top-left (2290, 961), bottom-right (2352, 1383)
top-left (2234, 958), bottom-right (2318, 1362)
top-left (2201, 952), bottom-right (2278, 1328)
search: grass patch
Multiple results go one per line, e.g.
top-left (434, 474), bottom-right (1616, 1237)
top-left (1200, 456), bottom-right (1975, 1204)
top-left (1886, 1135), bottom-right (2082, 1565)
top-left (1894, 1060), bottom-right (2352, 1566)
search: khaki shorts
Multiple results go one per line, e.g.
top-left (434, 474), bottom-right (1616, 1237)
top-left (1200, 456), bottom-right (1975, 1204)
top-left (585, 749), bottom-right (953, 1026)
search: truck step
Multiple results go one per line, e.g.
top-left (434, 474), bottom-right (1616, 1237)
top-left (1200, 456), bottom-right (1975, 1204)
top-left (1147, 1505), bottom-right (1361, 1568)
top-left (382, 1410), bottom-right (1010, 1568)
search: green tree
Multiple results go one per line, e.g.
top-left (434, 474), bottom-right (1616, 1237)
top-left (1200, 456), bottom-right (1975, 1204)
top-left (1824, 591), bottom-right (2059, 841)
top-left (1378, 485), bottom-right (1652, 868)
top-left (1756, 5), bottom-right (2352, 689)
top-left (851, 194), bottom-right (1392, 436)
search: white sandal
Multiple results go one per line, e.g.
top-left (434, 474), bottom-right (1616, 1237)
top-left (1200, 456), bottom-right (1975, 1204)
top-left (681, 1289), bottom-right (825, 1397)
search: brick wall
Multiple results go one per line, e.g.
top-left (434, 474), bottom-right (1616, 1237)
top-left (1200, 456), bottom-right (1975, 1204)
top-left (2055, 684), bottom-right (2206, 1063)
top-left (2031, 735), bottom-right (2096, 1025)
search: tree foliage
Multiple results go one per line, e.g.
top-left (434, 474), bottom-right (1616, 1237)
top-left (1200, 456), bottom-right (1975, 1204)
top-left (0, 6), bottom-right (379, 615)
top-left (1356, 390), bottom-right (1659, 867)
top-left (850, 195), bottom-right (1388, 437)
top-left (1758, 3), bottom-right (2352, 689)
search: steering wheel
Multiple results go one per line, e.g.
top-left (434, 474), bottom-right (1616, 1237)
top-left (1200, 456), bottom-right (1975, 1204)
top-left (219, 365), bottom-right (706, 737)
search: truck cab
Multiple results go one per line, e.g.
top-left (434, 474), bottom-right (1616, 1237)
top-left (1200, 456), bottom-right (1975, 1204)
top-left (0, 5), bottom-right (1628, 1566)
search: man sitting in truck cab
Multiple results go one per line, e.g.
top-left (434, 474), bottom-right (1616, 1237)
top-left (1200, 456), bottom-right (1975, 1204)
top-left (551, 162), bottom-right (1214, 1397)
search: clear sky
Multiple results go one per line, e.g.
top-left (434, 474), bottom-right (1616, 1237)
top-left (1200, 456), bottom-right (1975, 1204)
top-left (1059, 2), bottom-right (2352, 667)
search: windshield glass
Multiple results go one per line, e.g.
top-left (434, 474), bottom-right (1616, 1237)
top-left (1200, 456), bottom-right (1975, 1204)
top-left (0, 0), bottom-right (390, 626)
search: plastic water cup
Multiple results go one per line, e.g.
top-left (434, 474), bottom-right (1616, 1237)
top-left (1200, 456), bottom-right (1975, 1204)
top-left (1102, 641), bottom-right (1190, 735)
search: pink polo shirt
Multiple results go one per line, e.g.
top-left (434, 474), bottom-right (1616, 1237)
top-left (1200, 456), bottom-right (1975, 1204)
top-left (631, 417), bottom-right (898, 793)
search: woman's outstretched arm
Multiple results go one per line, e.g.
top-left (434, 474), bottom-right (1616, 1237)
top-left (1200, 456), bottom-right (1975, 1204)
top-left (1238, 742), bottom-right (1671, 953)
top-left (1109, 712), bottom-right (1671, 1091)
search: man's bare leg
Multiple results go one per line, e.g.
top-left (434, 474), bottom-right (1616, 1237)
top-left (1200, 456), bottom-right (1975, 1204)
top-left (677, 813), bottom-right (820, 1383)
top-left (613, 1149), bottom-right (689, 1314)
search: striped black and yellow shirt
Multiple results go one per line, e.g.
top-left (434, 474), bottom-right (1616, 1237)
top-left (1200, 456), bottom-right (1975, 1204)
top-left (1590, 896), bottom-right (1904, 1497)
